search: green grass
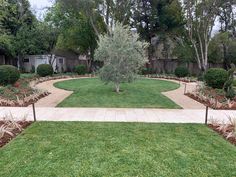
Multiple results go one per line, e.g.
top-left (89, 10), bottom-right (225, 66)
top-left (0, 122), bottom-right (235, 177)
top-left (54, 78), bottom-right (181, 108)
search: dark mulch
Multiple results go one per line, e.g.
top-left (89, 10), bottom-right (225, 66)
top-left (0, 121), bottom-right (32, 148)
top-left (208, 124), bottom-right (236, 146)
top-left (185, 93), bottom-right (236, 110)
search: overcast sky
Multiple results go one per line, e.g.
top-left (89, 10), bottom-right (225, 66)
top-left (29, 0), bottom-right (53, 19)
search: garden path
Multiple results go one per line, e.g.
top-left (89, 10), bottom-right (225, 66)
top-left (160, 79), bottom-right (205, 109)
top-left (33, 78), bottom-right (76, 107)
top-left (1, 107), bottom-right (236, 123)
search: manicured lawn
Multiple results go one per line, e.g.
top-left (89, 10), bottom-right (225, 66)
top-left (54, 78), bottom-right (181, 108)
top-left (0, 122), bottom-right (235, 177)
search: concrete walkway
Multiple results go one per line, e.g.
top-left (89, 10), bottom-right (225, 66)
top-left (1, 107), bottom-right (235, 123)
top-left (162, 81), bottom-right (205, 109)
top-left (33, 78), bottom-right (75, 107)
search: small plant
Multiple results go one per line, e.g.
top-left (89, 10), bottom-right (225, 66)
top-left (3, 113), bottom-right (24, 131)
top-left (224, 64), bottom-right (236, 99)
top-left (75, 65), bottom-right (87, 75)
top-left (174, 66), bottom-right (189, 78)
top-left (0, 113), bottom-right (25, 139)
top-left (37, 64), bottom-right (53, 77)
top-left (0, 125), bottom-right (14, 139)
top-left (0, 65), bottom-right (20, 85)
top-left (30, 65), bottom-right (35, 73)
top-left (204, 68), bottom-right (228, 89)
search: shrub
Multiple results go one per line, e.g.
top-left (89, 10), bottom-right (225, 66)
top-left (0, 65), bottom-right (20, 85)
top-left (204, 68), bottom-right (228, 89)
top-left (75, 65), bottom-right (87, 75)
top-left (174, 66), bottom-right (189, 78)
top-left (37, 64), bottom-right (53, 77)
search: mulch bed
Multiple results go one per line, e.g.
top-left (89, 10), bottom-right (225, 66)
top-left (208, 124), bottom-right (236, 146)
top-left (149, 76), bottom-right (196, 83)
top-left (185, 92), bottom-right (236, 110)
top-left (0, 121), bottom-right (32, 148)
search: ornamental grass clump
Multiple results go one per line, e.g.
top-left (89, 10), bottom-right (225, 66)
top-left (95, 23), bottom-right (148, 93)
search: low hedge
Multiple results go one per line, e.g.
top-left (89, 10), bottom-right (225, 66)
top-left (204, 68), bottom-right (228, 89)
top-left (0, 65), bottom-right (20, 85)
top-left (37, 64), bottom-right (53, 77)
top-left (175, 66), bottom-right (189, 78)
top-left (75, 65), bottom-right (87, 75)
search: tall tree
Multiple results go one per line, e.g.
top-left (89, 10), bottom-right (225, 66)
top-left (132, 0), bottom-right (184, 42)
top-left (183, 0), bottom-right (221, 71)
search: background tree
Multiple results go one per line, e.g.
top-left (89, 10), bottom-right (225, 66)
top-left (95, 23), bottom-right (148, 93)
top-left (183, 0), bottom-right (222, 71)
top-left (131, 0), bottom-right (185, 42)
top-left (48, 1), bottom-right (106, 70)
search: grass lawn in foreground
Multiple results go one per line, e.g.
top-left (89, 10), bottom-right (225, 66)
top-left (0, 122), bottom-right (236, 177)
top-left (54, 78), bottom-right (181, 108)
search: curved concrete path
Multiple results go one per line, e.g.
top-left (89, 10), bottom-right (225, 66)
top-left (34, 77), bottom-right (205, 109)
top-left (34, 78), bottom-right (75, 107)
top-left (161, 80), bottom-right (205, 109)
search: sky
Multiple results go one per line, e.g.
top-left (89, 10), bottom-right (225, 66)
top-left (29, 0), bottom-right (53, 19)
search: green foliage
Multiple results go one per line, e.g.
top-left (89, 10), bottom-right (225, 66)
top-left (204, 68), bottom-right (228, 89)
top-left (173, 41), bottom-right (194, 63)
top-left (36, 64), bottom-right (53, 77)
top-left (30, 65), bottom-right (35, 73)
top-left (75, 65), bottom-right (87, 75)
top-left (0, 65), bottom-right (20, 85)
top-left (174, 66), bottom-right (189, 78)
top-left (223, 64), bottom-right (236, 99)
top-left (95, 23), bottom-right (148, 92)
top-left (132, 0), bottom-right (185, 42)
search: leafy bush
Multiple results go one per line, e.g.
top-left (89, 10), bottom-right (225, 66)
top-left (204, 68), bottom-right (228, 89)
top-left (197, 74), bottom-right (204, 81)
top-left (174, 66), bottom-right (189, 78)
top-left (224, 64), bottom-right (236, 99)
top-left (0, 65), bottom-right (20, 85)
top-left (30, 65), bottom-right (35, 73)
top-left (75, 65), bottom-right (87, 75)
top-left (37, 64), bottom-right (53, 77)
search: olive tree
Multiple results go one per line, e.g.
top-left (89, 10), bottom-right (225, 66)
top-left (95, 23), bottom-right (148, 93)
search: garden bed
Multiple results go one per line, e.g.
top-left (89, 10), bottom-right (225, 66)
top-left (0, 121), bottom-right (32, 148)
top-left (185, 85), bottom-right (236, 110)
top-left (147, 74), bottom-right (197, 83)
top-left (208, 124), bottom-right (236, 146)
top-left (0, 74), bottom-right (93, 107)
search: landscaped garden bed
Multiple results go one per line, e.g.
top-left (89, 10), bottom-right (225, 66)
top-left (0, 73), bottom-right (94, 107)
top-left (0, 122), bottom-right (235, 177)
top-left (0, 115), bottom-right (32, 148)
top-left (185, 85), bottom-right (236, 109)
top-left (148, 74), bottom-right (197, 83)
top-left (208, 117), bottom-right (236, 146)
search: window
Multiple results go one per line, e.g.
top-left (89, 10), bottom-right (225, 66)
top-left (23, 58), bottom-right (29, 63)
top-left (59, 58), bottom-right (64, 64)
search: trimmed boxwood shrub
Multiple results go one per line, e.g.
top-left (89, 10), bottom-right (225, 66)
top-left (0, 65), bottom-right (20, 85)
top-left (175, 66), bottom-right (189, 78)
top-left (75, 65), bottom-right (87, 75)
top-left (37, 64), bottom-right (53, 77)
top-left (204, 68), bottom-right (228, 89)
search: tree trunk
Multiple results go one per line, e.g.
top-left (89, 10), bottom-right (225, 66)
top-left (115, 83), bottom-right (120, 93)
